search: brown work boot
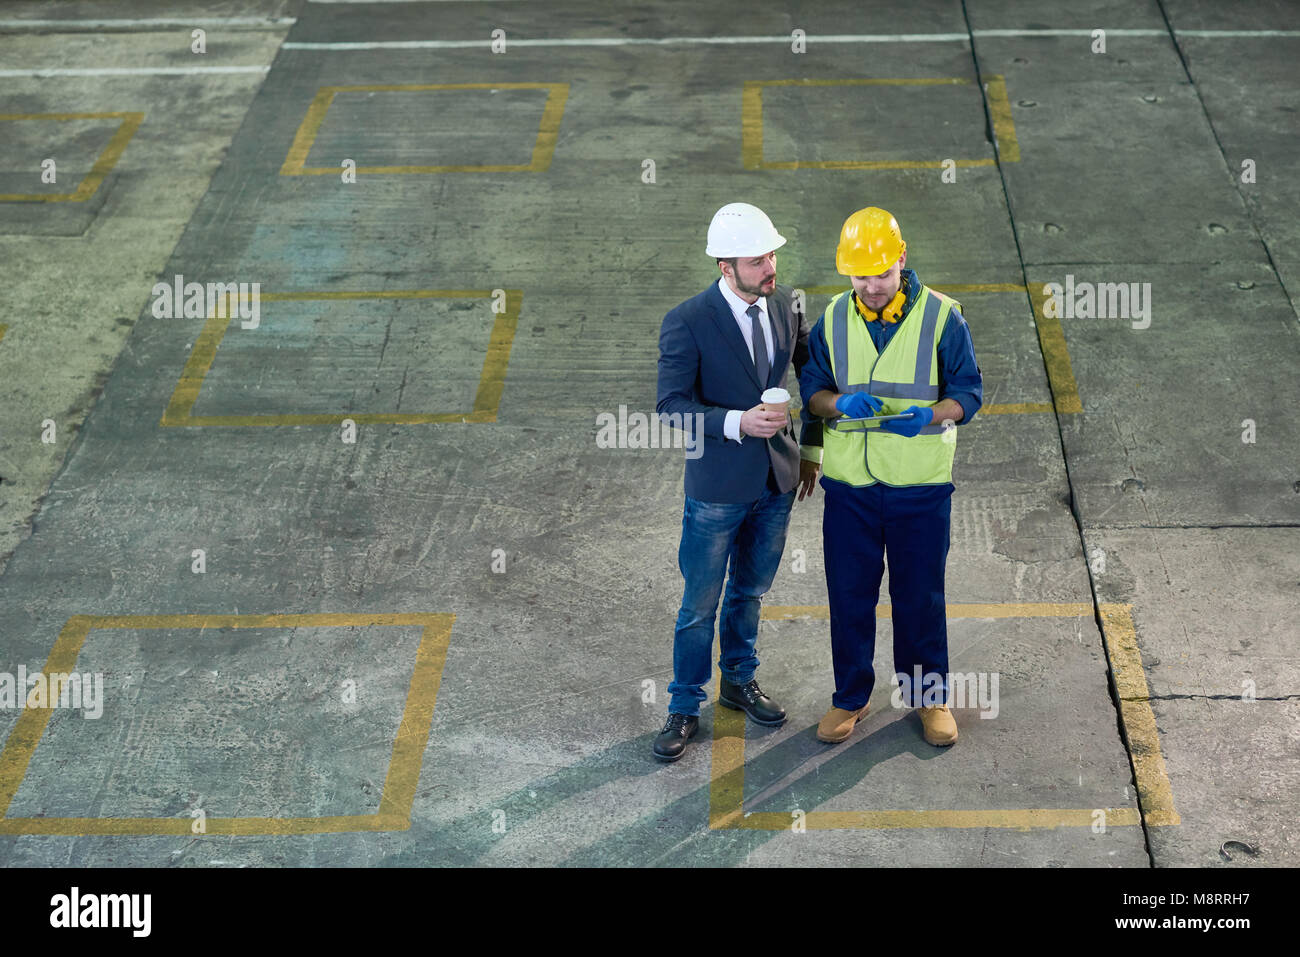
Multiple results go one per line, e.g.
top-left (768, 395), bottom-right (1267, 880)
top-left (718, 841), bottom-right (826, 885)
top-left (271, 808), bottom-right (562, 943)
top-left (816, 703), bottom-right (869, 743)
top-left (918, 705), bottom-right (958, 746)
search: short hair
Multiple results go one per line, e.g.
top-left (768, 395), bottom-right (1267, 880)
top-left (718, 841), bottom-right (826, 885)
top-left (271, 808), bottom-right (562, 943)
top-left (716, 257), bottom-right (737, 270)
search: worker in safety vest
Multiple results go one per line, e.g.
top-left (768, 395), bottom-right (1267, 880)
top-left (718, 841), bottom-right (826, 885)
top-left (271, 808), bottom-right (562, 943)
top-left (799, 207), bottom-right (983, 747)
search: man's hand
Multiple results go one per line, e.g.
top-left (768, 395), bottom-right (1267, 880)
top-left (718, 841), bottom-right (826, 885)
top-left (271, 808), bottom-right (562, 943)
top-left (739, 404), bottom-right (787, 438)
top-left (880, 405), bottom-right (934, 437)
top-left (834, 392), bottom-right (884, 419)
top-left (797, 458), bottom-right (820, 501)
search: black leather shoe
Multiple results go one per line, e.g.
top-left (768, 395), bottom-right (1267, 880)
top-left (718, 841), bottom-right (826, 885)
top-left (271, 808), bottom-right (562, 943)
top-left (719, 678), bottom-right (787, 726)
top-left (652, 713), bottom-right (699, 762)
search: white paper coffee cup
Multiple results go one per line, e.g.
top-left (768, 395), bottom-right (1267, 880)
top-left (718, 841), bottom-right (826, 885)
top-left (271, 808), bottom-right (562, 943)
top-left (761, 387), bottom-right (790, 413)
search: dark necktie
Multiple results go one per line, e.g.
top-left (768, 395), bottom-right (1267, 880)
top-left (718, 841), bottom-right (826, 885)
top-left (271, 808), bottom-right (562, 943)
top-left (747, 304), bottom-right (769, 386)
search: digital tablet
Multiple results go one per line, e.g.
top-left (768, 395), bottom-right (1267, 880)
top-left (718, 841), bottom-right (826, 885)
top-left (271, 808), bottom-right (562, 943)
top-left (834, 413), bottom-right (916, 431)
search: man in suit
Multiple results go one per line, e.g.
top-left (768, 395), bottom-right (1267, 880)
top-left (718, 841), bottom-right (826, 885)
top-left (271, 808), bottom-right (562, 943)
top-left (652, 203), bottom-right (822, 762)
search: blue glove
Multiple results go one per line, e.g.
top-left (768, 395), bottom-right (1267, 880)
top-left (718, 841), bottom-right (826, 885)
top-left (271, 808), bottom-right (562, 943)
top-left (880, 405), bottom-right (934, 437)
top-left (835, 392), bottom-right (883, 419)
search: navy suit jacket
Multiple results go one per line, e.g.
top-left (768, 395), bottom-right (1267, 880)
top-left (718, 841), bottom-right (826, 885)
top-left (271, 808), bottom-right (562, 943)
top-left (657, 281), bottom-right (820, 503)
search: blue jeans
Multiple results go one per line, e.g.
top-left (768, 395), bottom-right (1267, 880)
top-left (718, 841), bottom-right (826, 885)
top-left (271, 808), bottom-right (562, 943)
top-left (667, 486), bottom-right (796, 716)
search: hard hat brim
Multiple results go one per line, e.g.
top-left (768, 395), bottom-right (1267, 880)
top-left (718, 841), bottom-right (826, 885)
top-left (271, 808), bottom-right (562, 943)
top-left (836, 240), bottom-right (906, 276)
top-left (706, 233), bottom-right (787, 258)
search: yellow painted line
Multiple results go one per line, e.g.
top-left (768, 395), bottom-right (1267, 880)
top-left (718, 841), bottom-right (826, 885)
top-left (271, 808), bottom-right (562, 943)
top-left (0, 612), bottom-right (454, 835)
top-left (0, 616), bottom-right (92, 816)
top-left (707, 677), bottom-right (749, 830)
top-left (0, 111), bottom-right (128, 120)
top-left (308, 82), bottom-right (561, 92)
top-left (712, 601), bottom-right (1165, 830)
top-left (762, 158), bottom-right (996, 170)
top-left (378, 615), bottom-right (453, 820)
top-left (530, 83), bottom-right (568, 171)
top-left (160, 305), bottom-right (229, 426)
top-left (280, 86), bottom-right (336, 175)
top-left (1031, 283), bottom-right (1084, 414)
top-left (734, 808), bottom-right (1143, 831)
top-left (983, 402), bottom-right (1054, 414)
top-left (741, 76), bottom-right (1017, 171)
top-left (71, 111), bottom-right (144, 201)
top-left (301, 163), bottom-right (534, 174)
top-left (182, 412), bottom-right (502, 426)
top-left (933, 283), bottom-right (1026, 294)
top-left (741, 81), bottom-right (764, 170)
top-left (178, 412), bottom-right (498, 426)
top-left (281, 82), bottom-right (569, 175)
top-left (1099, 604), bottom-right (1180, 827)
top-left (803, 283), bottom-right (1025, 296)
top-left (0, 111), bottom-right (144, 203)
top-left (472, 289), bottom-right (522, 421)
top-left (754, 78), bottom-right (971, 88)
top-left (0, 815), bottom-right (406, 836)
top-left (262, 290), bottom-right (494, 302)
top-left (984, 75), bottom-right (1020, 163)
top-left (160, 289), bottom-right (521, 427)
top-left (760, 602), bottom-right (1095, 620)
top-left (77, 612), bottom-right (446, 629)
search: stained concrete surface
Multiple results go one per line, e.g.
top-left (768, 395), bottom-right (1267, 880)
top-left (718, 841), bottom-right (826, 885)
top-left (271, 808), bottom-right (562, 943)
top-left (0, 23), bottom-right (291, 575)
top-left (0, 0), bottom-right (1295, 868)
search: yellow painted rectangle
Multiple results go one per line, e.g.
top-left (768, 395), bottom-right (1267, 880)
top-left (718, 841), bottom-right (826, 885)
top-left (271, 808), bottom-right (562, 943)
top-left (741, 76), bottom-right (1018, 171)
top-left (0, 612), bottom-right (454, 835)
top-left (160, 289), bottom-right (522, 427)
top-left (714, 602), bottom-right (1173, 831)
top-left (281, 82), bottom-right (568, 175)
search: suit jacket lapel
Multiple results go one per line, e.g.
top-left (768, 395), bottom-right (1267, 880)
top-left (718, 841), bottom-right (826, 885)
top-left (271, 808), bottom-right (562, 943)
top-left (707, 283), bottom-right (763, 391)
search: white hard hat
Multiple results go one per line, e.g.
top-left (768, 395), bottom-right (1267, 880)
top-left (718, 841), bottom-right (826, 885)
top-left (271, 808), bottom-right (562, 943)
top-left (705, 203), bottom-right (787, 258)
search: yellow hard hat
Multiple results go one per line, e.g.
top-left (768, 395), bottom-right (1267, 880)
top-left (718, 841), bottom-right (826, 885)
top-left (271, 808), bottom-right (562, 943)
top-left (835, 207), bottom-right (906, 276)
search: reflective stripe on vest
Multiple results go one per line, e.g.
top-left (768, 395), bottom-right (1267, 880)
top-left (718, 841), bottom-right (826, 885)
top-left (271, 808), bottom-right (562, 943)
top-left (822, 285), bottom-right (958, 487)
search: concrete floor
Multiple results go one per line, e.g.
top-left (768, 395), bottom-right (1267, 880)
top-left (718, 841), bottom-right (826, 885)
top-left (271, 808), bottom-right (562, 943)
top-left (0, 0), bottom-right (1295, 867)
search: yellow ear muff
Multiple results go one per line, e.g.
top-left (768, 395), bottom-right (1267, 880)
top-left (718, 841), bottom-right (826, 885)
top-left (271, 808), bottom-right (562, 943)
top-left (859, 289), bottom-right (906, 324)
top-left (881, 289), bottom-right (905, 323)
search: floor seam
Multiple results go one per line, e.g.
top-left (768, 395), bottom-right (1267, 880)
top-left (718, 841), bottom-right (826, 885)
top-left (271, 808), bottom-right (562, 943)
top-left (961, 0), bottom-right (1158, 867)
top-left (1153, 0), bottom-right (1300, 324)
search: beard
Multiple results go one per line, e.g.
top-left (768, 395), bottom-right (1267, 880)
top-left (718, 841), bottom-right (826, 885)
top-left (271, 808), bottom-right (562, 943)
top-left (735, 272), bottom-right (776, 298)
top-left (861, 283), bottom-right (900, 312)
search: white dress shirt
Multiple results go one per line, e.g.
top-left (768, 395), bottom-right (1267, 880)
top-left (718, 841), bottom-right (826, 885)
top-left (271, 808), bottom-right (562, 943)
top-left (717, 277), bottom-right (774, 443)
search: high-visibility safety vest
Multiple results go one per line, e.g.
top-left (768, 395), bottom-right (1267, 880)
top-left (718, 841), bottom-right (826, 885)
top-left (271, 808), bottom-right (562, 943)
top-left (821, 285), bottom-right (961, 487)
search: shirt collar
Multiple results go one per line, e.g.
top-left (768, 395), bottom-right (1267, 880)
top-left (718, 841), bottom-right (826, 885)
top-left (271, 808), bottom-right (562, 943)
top-left (717, 276), bottom-right (767, 322)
